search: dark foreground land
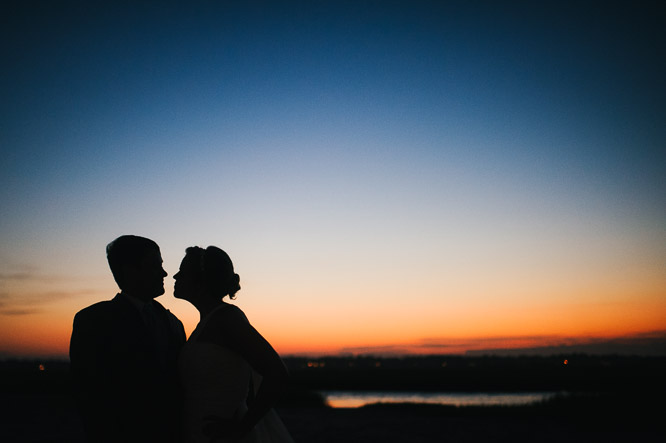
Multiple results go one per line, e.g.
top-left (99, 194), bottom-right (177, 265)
top-left (1, 355), bottom-right (664, 442)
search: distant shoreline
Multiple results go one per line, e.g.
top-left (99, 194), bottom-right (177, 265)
top-left (2, 354), bottom-right (665, 394)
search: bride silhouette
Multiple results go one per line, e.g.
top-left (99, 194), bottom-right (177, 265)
top-left (175, 246), bottom-right (294, 442)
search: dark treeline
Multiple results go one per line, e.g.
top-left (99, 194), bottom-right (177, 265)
top-left (2, 354), bottom-right (665, 395)
top-left (282, 354), bottom-right (666, 393)
top-left (0, 359), bottom-right (71, 395)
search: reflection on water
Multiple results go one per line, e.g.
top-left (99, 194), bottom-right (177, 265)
top-left (322, 391), bottom-right (561, 408)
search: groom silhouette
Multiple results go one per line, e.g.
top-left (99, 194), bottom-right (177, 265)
top-left (70, 235), bottom-right (186, 442)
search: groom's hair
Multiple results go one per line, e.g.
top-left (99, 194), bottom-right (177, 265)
top-left (107, 235), bottom-right (160, 289)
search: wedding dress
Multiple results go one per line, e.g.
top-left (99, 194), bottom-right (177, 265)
top-left (179, 305), bottom-right (294, 443)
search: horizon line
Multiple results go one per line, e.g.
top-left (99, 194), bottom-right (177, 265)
top-left (3, 330), bottom-right (664, 361)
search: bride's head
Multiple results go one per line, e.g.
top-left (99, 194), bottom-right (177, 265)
top-left (174, 246), bottom-right (241, 302)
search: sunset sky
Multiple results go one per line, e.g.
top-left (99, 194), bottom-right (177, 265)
top-left (1, 1), bottom-right (665, 358)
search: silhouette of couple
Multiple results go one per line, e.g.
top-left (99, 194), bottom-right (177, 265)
top-left (70, 235), bottom-right (294, 443)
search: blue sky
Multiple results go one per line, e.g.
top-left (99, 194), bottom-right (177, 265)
top-left (1, 1), bottom-right (664, 356)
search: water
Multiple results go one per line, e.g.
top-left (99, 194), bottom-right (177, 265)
top-left (321, 390), bottom-right (561, 408)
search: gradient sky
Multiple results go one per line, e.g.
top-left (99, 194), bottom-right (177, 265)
top-left (1, 1), bottom-right (665, 358)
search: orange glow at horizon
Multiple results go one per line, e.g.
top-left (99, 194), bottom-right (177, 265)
top-left (0, 313), bottom-right (72, 357)
top-left (1, 314), bottom-right (664, 359)
top-left (1, 277), bottom-right (664, 359)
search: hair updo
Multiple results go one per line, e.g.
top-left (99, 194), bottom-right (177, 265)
top-left (185, 246), bottom-right (241, 299)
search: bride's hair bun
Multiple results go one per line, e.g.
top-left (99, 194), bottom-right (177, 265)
top-left (228, 273), bottom-right (241, 299)
top-left (201, 246), bottom-right (241, 300)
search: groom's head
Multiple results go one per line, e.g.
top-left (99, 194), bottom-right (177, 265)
top-left (107, 235), bottom-right (167, 300)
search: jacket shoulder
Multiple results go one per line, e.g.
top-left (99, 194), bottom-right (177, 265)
top-left (75, 298), bottom-right (113, 314)
top-left (73, 296), bottom-right (126, 323)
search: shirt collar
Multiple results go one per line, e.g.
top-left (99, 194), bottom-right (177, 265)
top-left (120, 292), bottom-right (151, 312)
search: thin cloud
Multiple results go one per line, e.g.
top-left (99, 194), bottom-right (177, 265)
top-left (336, 332), bottom-right (666, 357)
top-left (0, 289), bottom-right (103, 317)
top-left (463, 332), bottom-right (666, 356)
top-left (0, 271), bottom-right (79, 284)
top-left (0, 308), bottom-right (41, 316)
top-left (0, 264), bottom-right (92, 284)
top-left (0, 271), bottom-right (34, 281)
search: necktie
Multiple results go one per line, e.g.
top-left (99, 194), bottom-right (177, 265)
top-left (142, 302), bottom-right (168, 368)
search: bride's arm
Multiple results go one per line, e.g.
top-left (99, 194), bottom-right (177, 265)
top-left (201, 306), bottom-right (289, 438)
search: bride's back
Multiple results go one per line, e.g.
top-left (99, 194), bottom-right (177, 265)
top-left (179, 305), bottom-right (254, 442)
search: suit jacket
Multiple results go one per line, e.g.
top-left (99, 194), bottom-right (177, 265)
top-left (70, 293), bottom-right (186, 443)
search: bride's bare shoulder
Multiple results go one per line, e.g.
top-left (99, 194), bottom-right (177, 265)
top-left (199, 304), bottom-right (250, 340)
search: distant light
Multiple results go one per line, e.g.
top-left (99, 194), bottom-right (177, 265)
top-left (563, 359), bottom-right (568, 365)
top-left (375, 361), bottom-right (381, 368)
top-left (38, 364), bottom-right (45, 371)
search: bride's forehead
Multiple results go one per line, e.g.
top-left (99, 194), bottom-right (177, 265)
top-left (180, 252), bottom-right (202, 268)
